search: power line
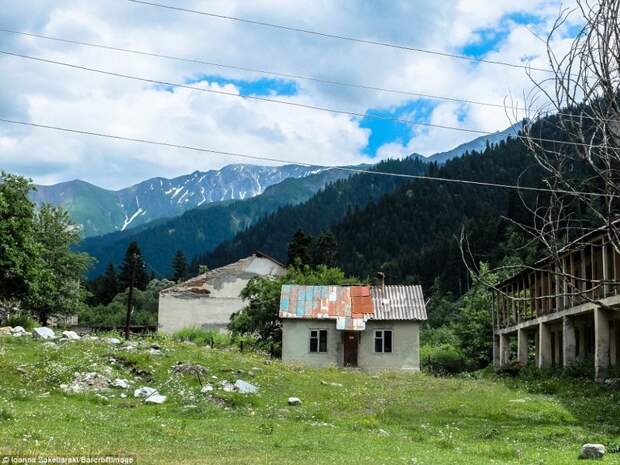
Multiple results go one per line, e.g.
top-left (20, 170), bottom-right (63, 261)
top-left (0, 49), bottom-right (491, 136)
top-left (2, 49), bottom-right (615, 150)
top-left (124, 0), bottom-right (554, 74)
top-left (0, 116), bottom-right (614, 198)
top-left (1, 29), bottom-right (609, 124)
top-left (0, 28), bottom-right (522, 111)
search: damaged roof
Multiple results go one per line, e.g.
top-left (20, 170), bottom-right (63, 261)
top-left (279, 284), bottom-right (427, 330)
top-left (161, 253), bottom-right (285, 295)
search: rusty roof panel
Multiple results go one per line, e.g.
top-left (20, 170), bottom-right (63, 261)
top-left (279, 284), bottom-right (427, 326)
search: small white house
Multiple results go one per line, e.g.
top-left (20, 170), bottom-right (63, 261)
top-left (279, 284), bottom-right (427, 371)
top-left (158, 253), bottom-right (286, 333)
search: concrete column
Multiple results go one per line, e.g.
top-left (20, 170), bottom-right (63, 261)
top-left (538, 322), bottom-right (552, 368)
top-left (563, 316), bottom-right (576, 367)
top-left (493, 335), bottom-right (500, 367)
top-left (499, 333), bottom-right (510, 367)
top-left (610, 322), bottom-right (617, 368)
top-left (594, 307), bottom-right (610, 382)
top-left (517, 328), bottom-right (528, 365)
top-left (578, 323), bottom-right (586, 361)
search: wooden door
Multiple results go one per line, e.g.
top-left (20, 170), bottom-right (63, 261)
top-left (343, 331), bottom-right (359, 367)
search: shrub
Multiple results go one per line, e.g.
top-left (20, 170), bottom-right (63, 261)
top-left (421, 343), bottom-right (467, 374)
top-left (4, 313), bottom-right (36, 331)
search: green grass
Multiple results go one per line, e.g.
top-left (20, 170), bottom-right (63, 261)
top-left (0, 335), bottom-right (619, 464)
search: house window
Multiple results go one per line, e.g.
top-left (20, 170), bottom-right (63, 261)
top-left (310, 330), bottom-right (327, 353)
top-left (374, 330), bottom-right (392, 353)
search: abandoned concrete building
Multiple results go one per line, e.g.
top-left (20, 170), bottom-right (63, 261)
top-left (493, 228), bottom-right (620, 381)
top-left (279, 284), bottom-right (427, 370)
top-left (158, 253), bottom-right (286, 333)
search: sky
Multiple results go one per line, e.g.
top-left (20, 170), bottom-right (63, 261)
top-left (0, 0), bottom-right (581, 190)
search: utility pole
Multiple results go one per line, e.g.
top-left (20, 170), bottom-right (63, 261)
top-left (124, 252), bottom-right (137, 340)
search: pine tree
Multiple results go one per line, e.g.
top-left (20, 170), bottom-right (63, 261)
top-left (287, 229), bottom-right (312, 265)
top-left (119, 241), bottom-right (149, 291)
top-left (172, 249), bottom-right (189, 282)
top-left (99, 262), bottom-right (120, 304)
top-left (310, 231), bottom-right (338, 267)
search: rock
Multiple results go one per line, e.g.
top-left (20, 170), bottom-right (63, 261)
top-left (0, 326), bottom-right (12, 335)
top-left (105, 337), bottom-right (122, 345)
top-left (11, 326), bottom-right (26, 334)
top-left (112, 378), bottom-right (130, 389)
top-left (149, 348), bottom-right (163, 355)
top-left (62, 372), bottom-right (110, 393)
top-left (62, 331), bottom-right (81, 340)
top-left (321, 380), bottom-right (343, 387)
top-left (220, 381), bottom-right (236, 392)
top-left (32, 327), bottom-right (55, 339)
top-left (201, 384), bottom-right (214, 393)
top-left (134, 387), bottom-right (158, 398)
top-left (579, 444), bottom-right (606, 460)
top-left (145, 394), bottom-right (167, 404)
top-left (378, 428), bottom-right (390, 436)
top-left (172, 363), bottom-right (207, 376)
top-left (234, 380), bottom-right (258, 394)
top-left (288, 397), bottom-right (302, 406)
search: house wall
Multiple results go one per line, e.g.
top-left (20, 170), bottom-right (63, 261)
top-left (358, 320), bottom-right (421, 371)
top-left (158, 256), bottom-right (285, 333)
top-left (281, 319), bottom-right (421, 371)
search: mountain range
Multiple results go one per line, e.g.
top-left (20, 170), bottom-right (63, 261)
top-left (30, 164), bottom-right (325, 237)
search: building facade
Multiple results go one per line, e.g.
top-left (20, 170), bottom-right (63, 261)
top-left (492, 228), bottom-right (620, 381)
top-left (158, 253), bottom-right (286, 333)
top-left (280, 285), bottom-right (427, 371)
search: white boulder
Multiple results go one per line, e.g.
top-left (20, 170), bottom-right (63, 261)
top-left (288, 397), bottom-right (302, 406)
top-left (62, 331), bottom-right (81, 340)
top-left (145, 394), bottom-right (167, 404)
top-left (235, 380), bottom-right (258, 394)
top-left (32, 327), bottom-right (55, 339)
top-left (106, 337), bottom-right (122, 345)
top-left (579, 444), bottom-right (606, 460)
top-left (112, 378), bottom-right (130, 389)
top-left (11, 326), bottom-right (26, 334)
top-left (201, 384), bottom-right (214, 393)
top-left (134, 386), bottom-right (158, 398)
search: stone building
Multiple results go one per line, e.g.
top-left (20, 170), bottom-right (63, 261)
top-left (279, 284), bottom-right (427, 370)
top-left (158, 253), bottom-right (286, 333)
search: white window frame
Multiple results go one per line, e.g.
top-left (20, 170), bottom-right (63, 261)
top-left (309, 329), bottom-right (328, 353)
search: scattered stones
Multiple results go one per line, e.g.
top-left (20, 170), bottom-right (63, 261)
top-left (201, 384), bottom-right (214, 393)
top-left (32, 327), bottom-right (55, 339)
top-left (579, 444), bottom-right (606, 460)
top-left (61, 372), bottom-right (110, 394)
top-left (111, 378), bottom-right (131, 389)
top-left (62, 331), bottom-right (81, 340)
top-left (234, 380), bottom-right (258, 394)
top-left (134, 387), bottom-right (157, 398)
top-left (145, 394), bottom-right (167, 404)
top-left (288, 397), bottom-right (302, 406)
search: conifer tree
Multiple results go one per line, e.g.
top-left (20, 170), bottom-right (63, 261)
top-left (171, 249), bottom-right (189, 282)
top-left (119, 241), bottom-right (149, 291)
top-left (287, 229), bottom-right (312, 265)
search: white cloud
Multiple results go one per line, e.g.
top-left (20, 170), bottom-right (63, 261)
top-left (0, 0), bottom-right (578, 188)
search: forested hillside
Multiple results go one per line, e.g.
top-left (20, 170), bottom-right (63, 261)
top-left (198, 156), bottom-right (430, 269)
top-left (203, 136), bottom-right (545, 294)
top-left (77, 167), bottom-right (349, 277)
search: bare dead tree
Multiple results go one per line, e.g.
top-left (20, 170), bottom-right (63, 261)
top-left (463, 0), bottom-right (620, 312)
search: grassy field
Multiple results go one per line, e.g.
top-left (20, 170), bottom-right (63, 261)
top-left (0, 335), bottom-right (619, 464)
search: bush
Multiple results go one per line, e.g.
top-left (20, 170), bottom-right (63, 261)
top-left (421, 343), bottom-right (467, 374)
top-left (4, 313), bottom-right (36, 331)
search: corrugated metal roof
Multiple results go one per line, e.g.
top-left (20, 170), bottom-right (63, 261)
top-left (279, 284), bottom-right (427, 327)
top-left (371, 285), bottom-right (427, 320)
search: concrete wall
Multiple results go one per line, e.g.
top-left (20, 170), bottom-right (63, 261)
top-left (158, 256), bottom-right (285, 333)
top-left (281, 319), bottom-right (421, 371)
